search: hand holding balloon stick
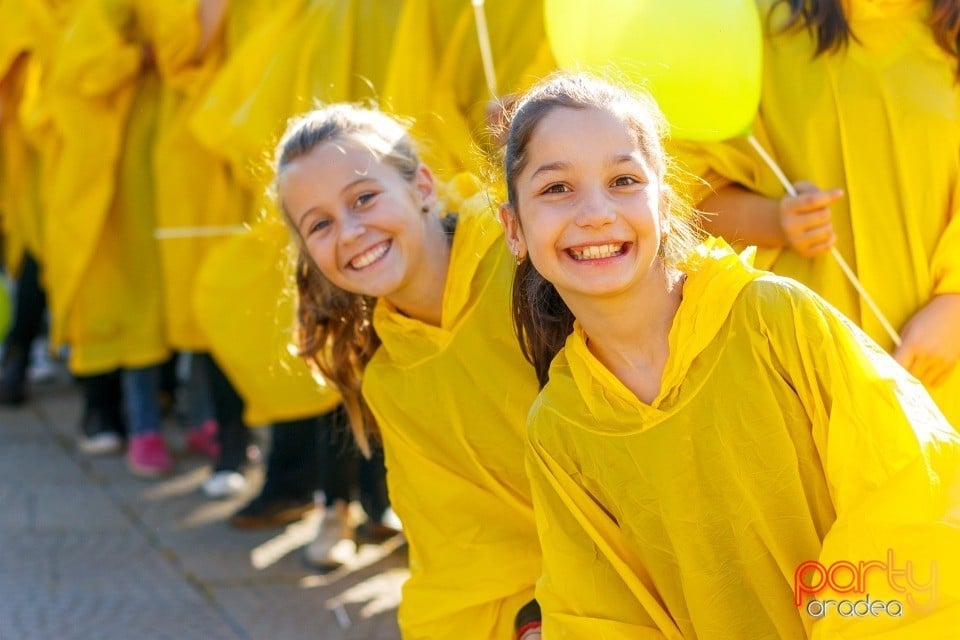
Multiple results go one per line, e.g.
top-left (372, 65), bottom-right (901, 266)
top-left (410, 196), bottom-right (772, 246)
top-left (543, 0), bottom-right (900, 346)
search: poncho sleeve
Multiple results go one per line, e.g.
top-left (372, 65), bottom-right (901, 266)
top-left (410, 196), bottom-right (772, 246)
top-left (764, 279), bottom-right (960, 637)
top-left (526, 438), bottom-right (674, 639)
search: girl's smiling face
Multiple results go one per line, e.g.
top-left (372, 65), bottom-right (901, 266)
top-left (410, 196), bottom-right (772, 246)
top-left (504, 105), bottom-right (668, 304)
top-left (280, 139), bottom-right (437, 300)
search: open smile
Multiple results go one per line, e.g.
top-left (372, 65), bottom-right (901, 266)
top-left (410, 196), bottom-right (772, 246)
top-left (566, 242), bottom-right (630, 261)
top-left (348, 240), bottom-right (391, 270)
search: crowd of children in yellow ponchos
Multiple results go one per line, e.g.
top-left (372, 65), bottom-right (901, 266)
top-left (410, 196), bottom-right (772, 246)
top-left (2, 1), bottom-right (960, 639)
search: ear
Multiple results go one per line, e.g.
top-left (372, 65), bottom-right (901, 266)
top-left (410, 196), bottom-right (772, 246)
top-left (412, 164), bottom-right (437, 211)
top-left (499, 202), bottom-right (527, 260)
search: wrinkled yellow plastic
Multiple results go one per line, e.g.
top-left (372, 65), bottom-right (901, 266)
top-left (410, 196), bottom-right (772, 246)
top-left (193, 216), bottom-right (339, 426)
top-left (362, 193), bottom-right (541, 639)
top-left (528, 239), bottom-right (960, 638)
top-left (45, 0), bottom-right (168, 373)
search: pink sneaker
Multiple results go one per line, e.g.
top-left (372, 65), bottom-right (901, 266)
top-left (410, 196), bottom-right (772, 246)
top-left (126, 432), bottom-right (173, 478)
top-left (186, 419), bottom-right (220, 458)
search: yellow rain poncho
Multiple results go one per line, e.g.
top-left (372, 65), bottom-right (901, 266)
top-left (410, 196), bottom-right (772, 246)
top-left (44, 0), bottom-right (168, 373)
top-left (0, 0), bottom-right (47, 274)
top-left (528, 240), bottom-right (960, 639)
top-left (193, 216), bottom-right (340, 426)
top-left (10, 0), bottom-right (78, 270)
top-left (671, 0), bottom-right (960, 425)
top-left (148, 0), bottom-right (271, 350)
top-left (362, 195), bottom-right (541, 638)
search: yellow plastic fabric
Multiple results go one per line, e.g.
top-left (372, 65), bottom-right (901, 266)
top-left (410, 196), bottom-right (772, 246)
top-left (45, 0), bottom-right (168, 373)
top-left (147, 0), bottom-right (262, 350)
top-left (0, 0), bottom-right (46, 274)
top-left (14, 0), bottom-right (78, 271)
top-left (670, 0), bottom-right (960, 425)
top-left (362, 195), bottom-right (541, 639)
top-left (193, 216), bottom-right (340, 426)
top-left (0, 50), bottom-right (36, 275)
top-left (528, 239), bottom-right (960, 638)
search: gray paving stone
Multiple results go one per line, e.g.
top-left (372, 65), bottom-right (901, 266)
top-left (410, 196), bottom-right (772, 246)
top-left (0, 407), bottom-right (48, 440)
top-left (211, 571), bottom-right (405, 640)
top-left (0, 440), bottom-right (88, 485)
top-left (0, 587), bottom-right (243, 640)
top-left (32, 485), bottom-right (133, 531)
top-left (0, 532), bottom-right (58, 591)
top-left (159, 517), bottom-right (322, 583)
top-left (0, 386), bottom-right (409, 640)
top-left (0, 484), bottom-right (34, 529)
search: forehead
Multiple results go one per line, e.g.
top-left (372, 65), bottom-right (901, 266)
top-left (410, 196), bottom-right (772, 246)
top-left (525, 106), bottom-right (643, 164)
top-left (278, 139), bottom-right (396, 198)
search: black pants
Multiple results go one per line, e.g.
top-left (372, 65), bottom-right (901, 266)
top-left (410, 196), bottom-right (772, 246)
top-left (3, 252), bottom-right (47, 363)
top-left (76, 369), bottom-right (125, 435)
top-left (202, 353), bottom-right (250, 473)
top-left (261, 407), bottom-right (389, 518)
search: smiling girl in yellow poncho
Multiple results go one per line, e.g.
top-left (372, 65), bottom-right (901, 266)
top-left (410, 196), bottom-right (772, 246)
top-left (500, 72), bottom-right (960, 639)
top-left (273, 104), bottom-right (542, 639)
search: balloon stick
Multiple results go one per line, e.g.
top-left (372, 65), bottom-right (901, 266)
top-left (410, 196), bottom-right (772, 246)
top-left (472, 0), bottom-right (498, 98)
top-left (746, 134), bottom-right (901, 347)
top-left (154, 225), bottom-right (247, 239)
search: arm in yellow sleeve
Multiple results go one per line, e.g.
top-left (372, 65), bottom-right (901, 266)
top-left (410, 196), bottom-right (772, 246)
top-left (526, 442), bottom-right (673, 639)
top-left (765, 280), bottom-right (960, 638)
top-left (53, 0), bottom-right (143, 97)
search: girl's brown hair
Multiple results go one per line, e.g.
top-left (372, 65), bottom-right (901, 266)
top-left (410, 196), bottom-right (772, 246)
top-left (274, 104), bottom-right (420, 455)
top-left (503, 73), bottom-right (703, 388)
top-left (773, 0), bottom-right (960, 78)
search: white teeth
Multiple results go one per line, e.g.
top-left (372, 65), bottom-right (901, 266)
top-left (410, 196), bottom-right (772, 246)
top-left (569, 243), bottom-right (624, 261)
top-left (350, 241), bottom-right (389, 269)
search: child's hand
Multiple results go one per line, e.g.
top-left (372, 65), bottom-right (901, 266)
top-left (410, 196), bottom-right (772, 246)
top-left (893, 293), bottom-right (960, 387)
top-left (778, 181), bottom-right (843, 258)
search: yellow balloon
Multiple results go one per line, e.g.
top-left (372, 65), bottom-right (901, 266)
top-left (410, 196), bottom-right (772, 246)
top-left (544, 0), bottom-right (761, 141)
top-left (0, 284), bottom-right (9, 339)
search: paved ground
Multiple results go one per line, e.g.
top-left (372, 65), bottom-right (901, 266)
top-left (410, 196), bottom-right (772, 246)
top-left (0, 373), bottom-right (407, 640)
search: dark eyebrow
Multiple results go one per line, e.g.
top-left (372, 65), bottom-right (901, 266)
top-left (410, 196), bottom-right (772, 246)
top-left (530, 161), bottom-right (571, 180)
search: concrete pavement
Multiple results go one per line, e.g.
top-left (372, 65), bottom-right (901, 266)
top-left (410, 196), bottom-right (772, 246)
top-left (0, 373), bottom-right (406, 640)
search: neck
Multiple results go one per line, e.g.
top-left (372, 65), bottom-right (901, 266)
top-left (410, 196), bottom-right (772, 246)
top-left (384, 217), bottom-right (451, 326)
top-left (566, 262), bottom-right (685, 400)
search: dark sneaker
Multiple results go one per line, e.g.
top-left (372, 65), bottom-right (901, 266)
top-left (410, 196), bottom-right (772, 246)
top-left (228, 494), bottom-right (316, 529)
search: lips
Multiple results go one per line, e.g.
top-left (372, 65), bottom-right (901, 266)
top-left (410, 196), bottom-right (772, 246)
top-left (567, 242), bottom-right (628, 261)
top-left (348, 239), bottom-right (391, 269)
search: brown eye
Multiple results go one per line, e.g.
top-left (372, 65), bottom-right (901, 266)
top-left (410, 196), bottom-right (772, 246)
top-left (612, 176), bottom-right (639, 187)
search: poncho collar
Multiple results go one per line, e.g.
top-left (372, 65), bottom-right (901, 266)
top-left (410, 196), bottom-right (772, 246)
top-left (372, 190), bottom-right (503, 364)
top-left (563, 238), bottom-right (764, 428)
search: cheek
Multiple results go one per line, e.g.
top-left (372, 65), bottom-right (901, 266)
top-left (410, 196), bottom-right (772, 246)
top-left (306, 239), bottom-right (339, 278)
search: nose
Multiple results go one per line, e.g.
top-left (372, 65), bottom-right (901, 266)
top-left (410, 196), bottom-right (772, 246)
top-left (575, 187), bottom-right (616, 228)
top-left (339, 212), bottom-right (366, 243)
